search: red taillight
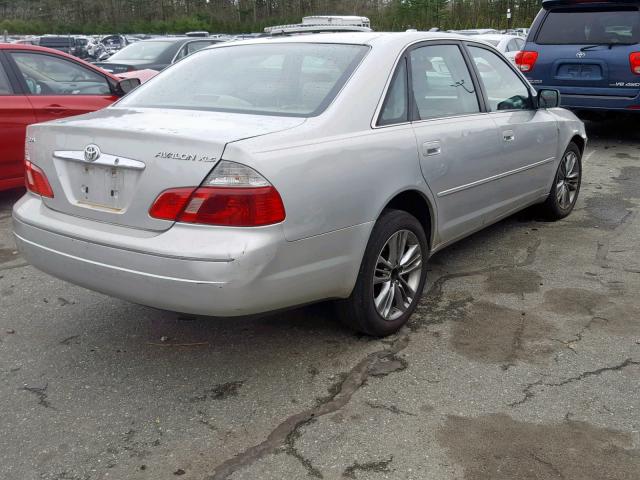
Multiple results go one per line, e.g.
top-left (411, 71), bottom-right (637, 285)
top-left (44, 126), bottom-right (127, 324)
top-left (25, 161), bottom-right (54, 198)
top-left (148, 187), bottom-right (195, 221)
top-left (515, 51), bottom-right (538, 72)
top-left (150, 186), bottom-right (286, 227)
top-left (630, 52), bottom-right (640, 75)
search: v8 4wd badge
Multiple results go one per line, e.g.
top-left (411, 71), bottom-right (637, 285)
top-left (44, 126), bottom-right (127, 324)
top-left (610, 82), bottom-right (640, 87)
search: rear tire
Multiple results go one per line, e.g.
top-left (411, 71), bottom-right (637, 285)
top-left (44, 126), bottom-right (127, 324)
top-left (540, 142), bottom-right (582, 220)
top-left (337, 209), bottom-right (428, 337)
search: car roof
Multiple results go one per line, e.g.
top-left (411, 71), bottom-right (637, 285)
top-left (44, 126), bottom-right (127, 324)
top-left (474, 34), bottom-right (518, 41)
top-left (0, 43), bottom-right (119, 79)
top-left (210, 31), bottom-right (475, 48)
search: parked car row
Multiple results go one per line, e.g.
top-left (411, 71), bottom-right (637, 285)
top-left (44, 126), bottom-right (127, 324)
top-left (3, 0), bottom-right (639, 336)
top-left (8, 35), bottom-right (135, 61)
top-left (4, 33), bottom-right (234, 62)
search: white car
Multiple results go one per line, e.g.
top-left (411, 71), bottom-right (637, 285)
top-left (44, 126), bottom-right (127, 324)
top-left (475, 34), bottom-right (525, 64)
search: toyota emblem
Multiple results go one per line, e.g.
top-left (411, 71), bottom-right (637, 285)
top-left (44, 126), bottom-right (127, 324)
top-left (84, 144), bottom-right (101, 162)
top-left (576, 51), bottom-right (586, 58)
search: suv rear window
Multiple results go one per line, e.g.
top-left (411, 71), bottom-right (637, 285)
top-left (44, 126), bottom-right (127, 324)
top-left (537, 8), bottom-right (640, 44)
top-left (39, 37), bottom-right (75, 48)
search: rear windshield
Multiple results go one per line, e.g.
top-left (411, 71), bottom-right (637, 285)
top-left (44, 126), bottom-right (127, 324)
top-left (40, 37), bottom-right (74, 47)
top-left (109, 41), bottom-right (174, 61)
top-left (537, 8), bottom-right (640, 44)
top-left (119, 43), bottom-right (369, 117)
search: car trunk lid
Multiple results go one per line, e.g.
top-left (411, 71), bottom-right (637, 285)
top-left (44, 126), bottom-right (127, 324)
top-left (94, 60), bottom-right (150, 74)
top-left (29, 107), bottom-right (305, 231)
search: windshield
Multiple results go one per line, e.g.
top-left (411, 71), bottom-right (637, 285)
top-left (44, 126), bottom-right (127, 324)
top-left (481, 39), bottom-right (500, 46)
top-left (109, 41), bottom-right (174, 61)
top-left (119, 43), bottom-right (369, 117)
top-left (537, 8), bottom-right (640, 44)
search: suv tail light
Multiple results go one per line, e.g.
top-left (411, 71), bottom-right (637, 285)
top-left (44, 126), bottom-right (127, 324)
top-left (630, 52), bottom-right (640, 74)
top-left (515, 51), bottom-right (538, 72)
top-left (149, 161), bottom-right (286, 226)
top-left (25, 161), bottom-right (54, 198)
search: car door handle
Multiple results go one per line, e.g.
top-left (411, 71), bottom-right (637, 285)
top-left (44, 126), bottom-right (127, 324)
top-left (423, 141), bottom-right (441, 156)
top-left (44, 104), bottom-right (66, 115)
top-left (503, 130), bottom-right (515, 142)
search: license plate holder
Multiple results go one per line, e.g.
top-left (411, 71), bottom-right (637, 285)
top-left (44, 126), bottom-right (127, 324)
top-left (77, 164), bottom-right (125, 211)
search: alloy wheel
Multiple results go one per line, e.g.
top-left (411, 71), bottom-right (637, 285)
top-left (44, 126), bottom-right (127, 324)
top-left (373, 229), bottom-right (423, 321)
top-left (556, 150), bottom-right (580, 210)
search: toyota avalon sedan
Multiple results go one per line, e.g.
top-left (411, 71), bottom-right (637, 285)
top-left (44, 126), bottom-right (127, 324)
top-left (13, 33), bottom-right (586, 336)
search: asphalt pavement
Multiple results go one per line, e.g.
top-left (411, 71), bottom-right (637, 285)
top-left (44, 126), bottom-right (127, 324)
top-left (1, 115), bottom-right (639, 480)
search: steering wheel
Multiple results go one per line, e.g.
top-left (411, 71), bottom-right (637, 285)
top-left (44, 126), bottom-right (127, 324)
top-left (24, 76), bottom-right (54, 94)
top-left (38, 82), bottom-right (55, 94)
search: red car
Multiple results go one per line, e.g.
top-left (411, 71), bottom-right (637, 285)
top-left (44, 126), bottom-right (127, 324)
top-left (0, 44), bottom-right (138, 191)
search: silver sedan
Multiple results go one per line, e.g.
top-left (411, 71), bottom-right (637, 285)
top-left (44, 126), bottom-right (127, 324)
top-left (13, 32), bottom-right (586, 336)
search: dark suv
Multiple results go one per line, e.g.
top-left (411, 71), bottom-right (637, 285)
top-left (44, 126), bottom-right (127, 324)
top-left (518, 0), bottom-right (640, 112)
top-left (38, 36), bottom-right (85, 57)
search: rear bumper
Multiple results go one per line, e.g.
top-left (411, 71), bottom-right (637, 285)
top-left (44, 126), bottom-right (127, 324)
top-left (12, 194), bottom-right (370, 316)
top-left (535, 86), bottom-right (640, 111)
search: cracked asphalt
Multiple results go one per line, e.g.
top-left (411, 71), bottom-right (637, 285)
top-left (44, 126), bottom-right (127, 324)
top-left (1, 115), bottom-right (640, 480)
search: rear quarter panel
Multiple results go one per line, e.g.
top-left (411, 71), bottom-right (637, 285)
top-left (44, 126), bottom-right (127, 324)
top-left (222, 40), bottom-right (435, 243)
top-left (225, 122), bottom-right (429, 243)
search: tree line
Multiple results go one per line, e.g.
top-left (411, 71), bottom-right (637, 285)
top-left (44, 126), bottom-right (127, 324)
top-left (0, 0), bottom-right (543, 35)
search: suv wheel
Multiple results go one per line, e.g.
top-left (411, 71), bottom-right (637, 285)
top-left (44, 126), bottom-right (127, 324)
top-left (337, 209), bottom-right (428, 336)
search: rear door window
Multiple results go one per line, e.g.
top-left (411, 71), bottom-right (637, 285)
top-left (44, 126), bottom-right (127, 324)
top-left (175, 41), bottom-right (218, 61)
top-left (186, 40), bottom-right (217, 55)
top-left (409, 44), bottom-right (480, 120)
top-left (536, 8), bottom-right (640, 44)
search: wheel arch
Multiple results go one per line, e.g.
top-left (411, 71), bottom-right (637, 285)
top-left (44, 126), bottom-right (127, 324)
top-left (381, 189), bottom-right (435, 251)
top-left (570, 134), bottom-right (585, 156)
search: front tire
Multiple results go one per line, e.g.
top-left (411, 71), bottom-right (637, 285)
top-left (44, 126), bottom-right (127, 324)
top-left (337, 209), bottom-right (428, 337)
top-left (540, 142), bottom-right (582, 220)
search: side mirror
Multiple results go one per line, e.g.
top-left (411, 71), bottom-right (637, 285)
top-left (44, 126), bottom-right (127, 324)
top-left (537, 89), bottom-right (560, 109)
top-left (116, 77), bottom-right (141, 96)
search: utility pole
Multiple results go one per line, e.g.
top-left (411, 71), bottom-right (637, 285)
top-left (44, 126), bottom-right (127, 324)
top-left (507, 6), bottom-right (512, 32)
